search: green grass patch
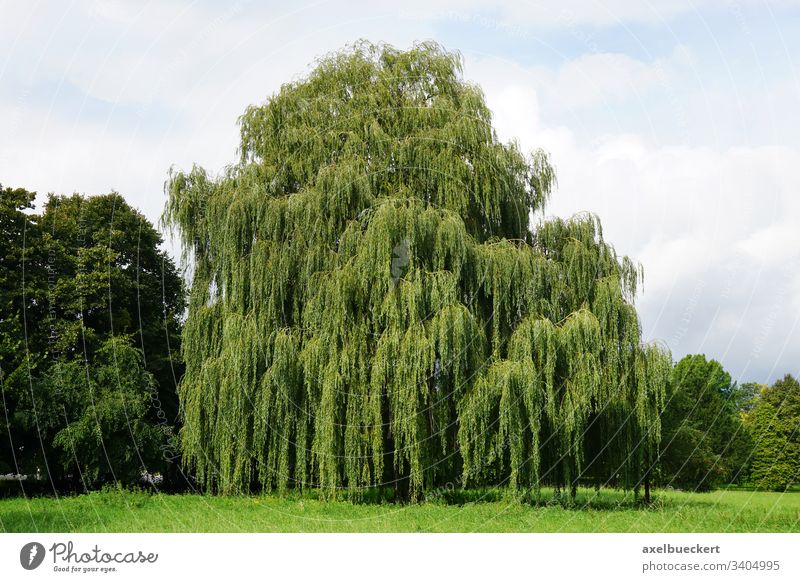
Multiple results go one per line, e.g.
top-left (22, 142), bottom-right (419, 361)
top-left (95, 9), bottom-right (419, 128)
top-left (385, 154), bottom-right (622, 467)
top-left (1, 488), bottom-right (799, 533)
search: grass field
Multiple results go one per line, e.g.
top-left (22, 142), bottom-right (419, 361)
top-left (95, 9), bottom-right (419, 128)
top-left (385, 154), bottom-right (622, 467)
top-left (1, 488), bottom-right (799, 533)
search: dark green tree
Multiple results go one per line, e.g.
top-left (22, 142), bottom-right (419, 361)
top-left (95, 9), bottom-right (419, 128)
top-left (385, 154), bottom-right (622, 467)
top-left (731, 382), bottom-right (764, 415)
top-left (35, 193), bottom-right (184, 414)
top-left (1, 187), bottom-right (185, 489)
top-left (0, 185), bottom-right (44, 476)
top-left (747, 374), bottom-right (800, 491)
top-left (660, 355), bottom-right (751, 490)
top-left (47, 337), bottom-right (170, 486)
top-left (165, 41), bottom-right (671, 500)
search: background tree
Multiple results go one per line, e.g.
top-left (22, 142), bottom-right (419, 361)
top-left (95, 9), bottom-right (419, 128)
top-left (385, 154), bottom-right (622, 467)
top-left (47, 337), bottom-right (169, 486)
top-left (1, 187), bottom-right (184, 491)
top-left (0, 185), bottom-right (44, 477)
top-left (731, 382), bottom-right (764, 415)
top-left (35, 193), bottom-right (184, 415)
top-left (747, 374), bottom-right (800, 491)
top-left (166, 41), bottom-right (671, 500)
top-left (659, 355), bottom-right (752, 490)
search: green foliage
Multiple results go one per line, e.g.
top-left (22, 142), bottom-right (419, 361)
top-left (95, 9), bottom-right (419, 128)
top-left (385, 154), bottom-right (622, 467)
top-left (747, 375), bottom-right (800, 491)
top-left (0, 187), bottom-right (184, 488)
top-left (660, 355), bottom-right (752, 490)
top-left (0, 185), bottom-right (40, 474)
top-left (165, 41), bottom-right (671, 499)
top-left (732, 382), bottom-right (764, 414)
top-left (47, 337), bottom-right (170, 485)
top-left (35, 193), bottom-right (184, 410)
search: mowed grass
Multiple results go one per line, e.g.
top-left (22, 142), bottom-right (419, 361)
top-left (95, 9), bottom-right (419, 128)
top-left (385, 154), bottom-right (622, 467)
top-left (1, 488), bottom-right (799, 533)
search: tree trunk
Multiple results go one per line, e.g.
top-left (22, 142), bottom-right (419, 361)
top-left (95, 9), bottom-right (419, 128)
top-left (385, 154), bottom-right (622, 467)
top-left (394, 474), bottom-right (410, 503)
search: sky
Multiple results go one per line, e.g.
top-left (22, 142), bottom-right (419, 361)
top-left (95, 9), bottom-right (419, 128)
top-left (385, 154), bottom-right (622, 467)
top-left (1, 0), bottom-right (798, 384)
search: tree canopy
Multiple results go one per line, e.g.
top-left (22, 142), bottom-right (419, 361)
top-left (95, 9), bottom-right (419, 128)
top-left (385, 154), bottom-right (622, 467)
top-left (747, 374), bottom-right (800, 491)
top-left (165, 41), bottom-right (671, 500)
top-left (659, 355), bottom-right (751, 490)
top-left (0, 187), bottom-right (184, 490)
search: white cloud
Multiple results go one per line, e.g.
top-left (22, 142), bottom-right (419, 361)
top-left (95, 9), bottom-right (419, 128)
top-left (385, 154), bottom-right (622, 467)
top-left (1, 1), bottom-right (798, 383)
top-left (466, 51), bottom-right (800, 381)
top-left (551, 52), bottom-right (668, 109)
top-left (466, 52), bottom-right (665, 117)
top-left (403, 0), bottom-right (799, 29)
top-left (739, 225), bottom-right (800, 265)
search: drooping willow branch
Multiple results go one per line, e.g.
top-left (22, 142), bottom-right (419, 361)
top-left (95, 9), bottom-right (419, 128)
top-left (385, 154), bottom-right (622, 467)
top-left (164, 40), bottom-right (671, 499)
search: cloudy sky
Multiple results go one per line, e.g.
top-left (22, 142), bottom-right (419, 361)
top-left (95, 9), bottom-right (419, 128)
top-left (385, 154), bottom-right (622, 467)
top-left (2, 0), bottom-right (798, 384)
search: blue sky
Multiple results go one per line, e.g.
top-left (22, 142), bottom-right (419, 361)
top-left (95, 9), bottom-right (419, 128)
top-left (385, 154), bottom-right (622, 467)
top-left (1, 0), bottom-right (799, 384)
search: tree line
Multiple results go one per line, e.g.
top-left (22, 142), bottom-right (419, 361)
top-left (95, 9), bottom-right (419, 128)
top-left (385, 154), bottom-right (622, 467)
top-left (2, 184), bottom-right (796, 498)
top-left (1, 187), bottom-right (185, 492)
top-left (1, 42), bottom-right (798, 500)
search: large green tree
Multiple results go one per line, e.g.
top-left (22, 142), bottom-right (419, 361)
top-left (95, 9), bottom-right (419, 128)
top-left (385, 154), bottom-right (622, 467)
top-left (1, 185), bottom-right (44, 477)
top-left (747, 374), bottom-right (800, 491)
top-left (166, 41), bottom-right (671, 500)
top-left (659, 355), bottom-right (752, 490)
top-left (34, 193), bottom-right (184, 411)
top-left (22, 336), bottom-right (171, 487)
top-left (1, 187), bottom-right (184, 489)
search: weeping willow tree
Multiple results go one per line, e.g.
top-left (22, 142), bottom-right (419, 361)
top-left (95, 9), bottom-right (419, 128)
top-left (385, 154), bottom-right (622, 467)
top-left (164, 41), bottom-right (670, 501)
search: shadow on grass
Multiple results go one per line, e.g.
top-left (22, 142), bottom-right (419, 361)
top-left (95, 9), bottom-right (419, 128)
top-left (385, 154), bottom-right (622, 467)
top-left (285, 485), bottom-right (676, 512)
top-left (0, 486), bottom-right (702, 534)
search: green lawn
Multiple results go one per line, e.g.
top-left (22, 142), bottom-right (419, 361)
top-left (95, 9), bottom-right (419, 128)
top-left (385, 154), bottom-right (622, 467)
top-left (1, 488), bottom-right (799, 533)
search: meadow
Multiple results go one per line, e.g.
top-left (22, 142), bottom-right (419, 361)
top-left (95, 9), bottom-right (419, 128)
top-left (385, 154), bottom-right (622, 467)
top-left (1, 488), bottom-right (798, 533)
